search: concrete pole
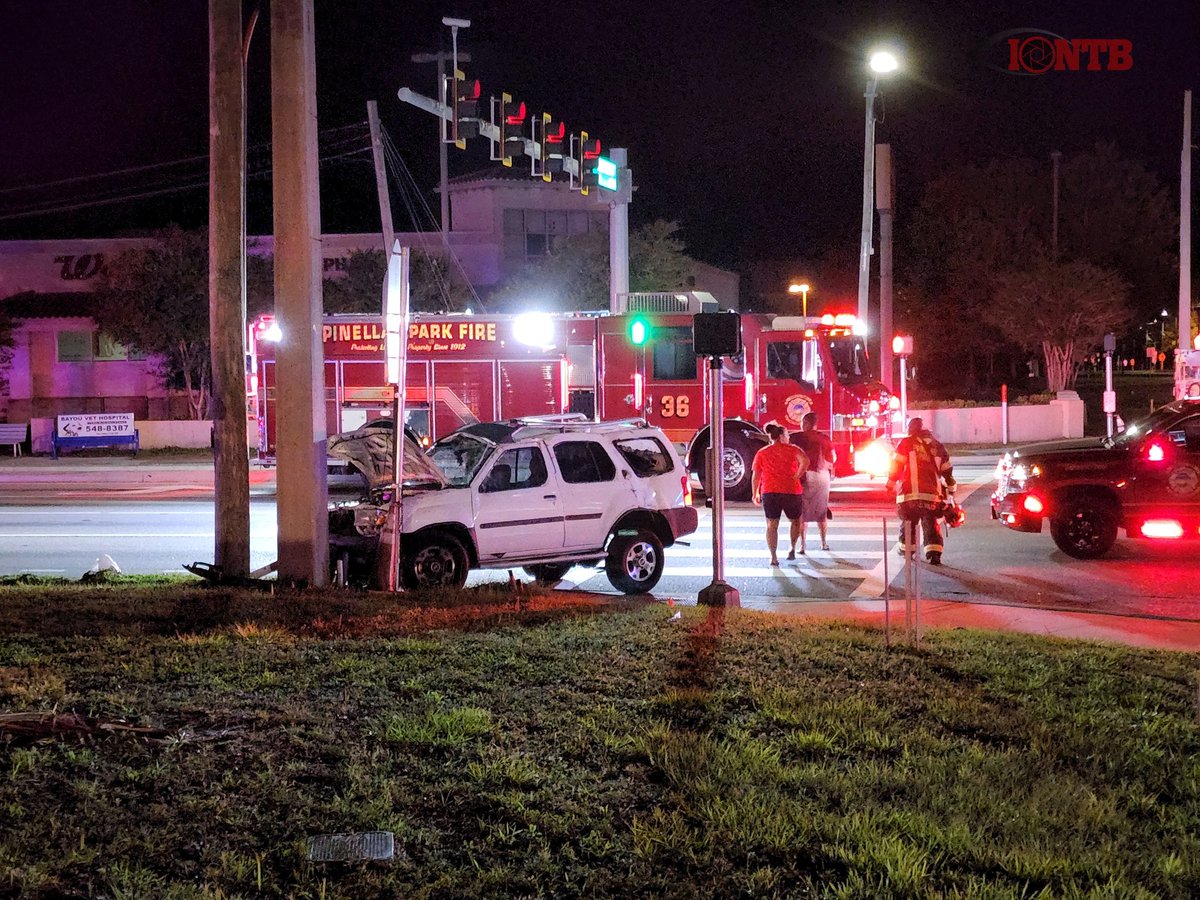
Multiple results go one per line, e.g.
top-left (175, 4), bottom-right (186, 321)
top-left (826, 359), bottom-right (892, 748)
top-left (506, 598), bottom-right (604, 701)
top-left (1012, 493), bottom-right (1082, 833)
top-left (856, 78), bottom-right (879, 331)
top-left (1181, 91), bottom-right (1193, 352)
top-left (208, 0), bottom-right (250, 577)
top-left (876, 144), bottom-right (894, 391)
top-left (367, 101), bottom-right (395, 253)
top-left (271, 0), bottom-right (328, 587)
top-left (609, 148), bottom-right (630, 314)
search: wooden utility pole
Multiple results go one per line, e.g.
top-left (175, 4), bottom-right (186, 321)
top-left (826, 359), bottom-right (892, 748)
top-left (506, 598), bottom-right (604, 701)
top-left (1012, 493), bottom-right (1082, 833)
top-left (271, 0), bottom-right (328, 586)
top-left (366, 101), bottom-right (395, 253)
top-left (208, 0), bottom-right (250, 576)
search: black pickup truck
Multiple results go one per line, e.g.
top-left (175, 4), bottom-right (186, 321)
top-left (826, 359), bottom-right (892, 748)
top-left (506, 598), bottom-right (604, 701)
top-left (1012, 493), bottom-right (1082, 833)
top-left (991, 398), bottom-right (1200, 558)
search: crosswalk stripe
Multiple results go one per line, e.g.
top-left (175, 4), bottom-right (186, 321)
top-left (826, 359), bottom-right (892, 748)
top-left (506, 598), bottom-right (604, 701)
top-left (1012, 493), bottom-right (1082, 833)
top-left (668, 547), bottom-right (881, 559)
top-left (659, 564), bottom-right (870, 579)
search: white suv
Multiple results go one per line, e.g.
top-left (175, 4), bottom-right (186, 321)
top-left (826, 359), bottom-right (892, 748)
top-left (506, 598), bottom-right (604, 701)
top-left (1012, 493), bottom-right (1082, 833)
top-left (329, 417), bottom-right (698, 593)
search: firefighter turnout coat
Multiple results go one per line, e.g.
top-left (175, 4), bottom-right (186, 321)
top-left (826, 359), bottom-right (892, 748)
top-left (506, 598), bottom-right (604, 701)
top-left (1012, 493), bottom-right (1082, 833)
top-left (889, 431), bottom-right (956, 505)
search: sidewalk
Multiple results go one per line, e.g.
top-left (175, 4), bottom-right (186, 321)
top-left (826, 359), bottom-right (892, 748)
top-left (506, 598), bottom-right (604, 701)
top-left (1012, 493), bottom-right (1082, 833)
top-left (728, 595), bottom-right (1200, 653)
top-left (0, 452), bottom-right (276, 487)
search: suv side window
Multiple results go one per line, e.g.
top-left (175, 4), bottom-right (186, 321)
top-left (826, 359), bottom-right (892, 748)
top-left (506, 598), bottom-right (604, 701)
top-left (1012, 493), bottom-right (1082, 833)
top-left (553, 441), bottom-right (617, 483)
top-left (1171, 415), bottom-right (1200, 452)
top-left (480, 447), bottom-right (548, 492)
top-left (613, 436), bottom-right (675, 477)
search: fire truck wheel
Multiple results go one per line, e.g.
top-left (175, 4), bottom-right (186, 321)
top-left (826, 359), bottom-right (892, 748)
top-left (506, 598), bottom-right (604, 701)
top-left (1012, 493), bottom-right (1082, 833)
top-left (719, 436), bottom-right (753, 502)
top-left (523, 563), bottom-right (574, 585)
top-left (1049, 498), bottom-right (1118, 559)
top-left (403, 533), bottom-right (470, 589)
top-left (606, 529), bottom-right (665, 594)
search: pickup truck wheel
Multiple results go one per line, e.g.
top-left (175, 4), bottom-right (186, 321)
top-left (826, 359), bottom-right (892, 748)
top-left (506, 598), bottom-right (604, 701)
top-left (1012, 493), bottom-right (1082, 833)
top-left (1049, 499), bottom-right (1118, 559)
top-left (523, 563), bottom-right (574, 585)
top-left (606, 529), bottom-right (665, 594)
top-left (403, 534), bottom-right (469, 589)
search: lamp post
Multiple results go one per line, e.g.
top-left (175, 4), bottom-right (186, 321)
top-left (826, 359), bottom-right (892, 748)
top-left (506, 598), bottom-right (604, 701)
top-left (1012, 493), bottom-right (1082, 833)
top-left (788, 281), bottom-right (811, 319)
top-left (857, 49), bottom-right (899, 339)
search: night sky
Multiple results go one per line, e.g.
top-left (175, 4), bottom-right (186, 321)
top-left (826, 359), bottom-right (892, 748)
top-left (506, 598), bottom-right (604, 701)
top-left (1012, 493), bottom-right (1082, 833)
top-left (1, 0), bottom-right (1197, 277)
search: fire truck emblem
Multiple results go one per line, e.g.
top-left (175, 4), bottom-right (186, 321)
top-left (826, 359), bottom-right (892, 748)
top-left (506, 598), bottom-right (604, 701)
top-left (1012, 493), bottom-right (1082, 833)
top-left (1167, 464), bottom-right (1200, 496)
top-left (784, 394), bottom-right (813, 426)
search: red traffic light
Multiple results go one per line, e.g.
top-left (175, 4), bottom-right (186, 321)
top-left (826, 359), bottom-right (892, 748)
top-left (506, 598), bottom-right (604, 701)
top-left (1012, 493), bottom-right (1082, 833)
top-left (891, 334), bottom-right (913, 356)
top-left (505, 101), bottom-right (527, 126)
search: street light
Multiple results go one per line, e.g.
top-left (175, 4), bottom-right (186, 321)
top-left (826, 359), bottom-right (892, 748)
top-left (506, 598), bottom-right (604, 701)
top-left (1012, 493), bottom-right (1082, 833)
top-left (788, 281), bottom-right (811, 318)
top-left (857, 47), bottom-right (901, 335)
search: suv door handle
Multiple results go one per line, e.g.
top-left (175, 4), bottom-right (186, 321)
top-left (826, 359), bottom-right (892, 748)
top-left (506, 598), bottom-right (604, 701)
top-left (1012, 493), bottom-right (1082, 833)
top-left (543, 494), bottom-right (557, 500)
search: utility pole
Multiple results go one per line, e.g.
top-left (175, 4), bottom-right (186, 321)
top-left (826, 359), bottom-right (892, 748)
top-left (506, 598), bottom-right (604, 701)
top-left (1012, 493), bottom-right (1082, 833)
top-left (411, 49), bottom-right (470, 237)
top-left (367, 100), bottom-right (395, 253)
top-left (208, 0), bottom-right (250, 577)
top-left (1051, 150), bottom-right (1062, 258)
top-left (271, 0), bottom-right (328, 587)
top-left (608, 148), bottom-right (630, 314)
top-left (857, 77), bottom-right (879, 332)
top-left (1181, 90), bottom-right (1193, 353)
top-left (876, 144), bottom-right (895, 391)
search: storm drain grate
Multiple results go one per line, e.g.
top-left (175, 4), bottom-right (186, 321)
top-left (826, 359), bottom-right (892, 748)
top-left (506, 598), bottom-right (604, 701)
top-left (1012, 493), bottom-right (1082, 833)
top-left (306, 831), bottom-right (395, 863)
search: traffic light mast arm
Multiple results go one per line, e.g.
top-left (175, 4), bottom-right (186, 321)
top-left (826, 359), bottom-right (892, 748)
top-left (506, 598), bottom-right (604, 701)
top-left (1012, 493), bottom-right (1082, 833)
top-left (397, 86), bottom-right (583, 179)
top-left (397, 86), bottom-right (582, 177)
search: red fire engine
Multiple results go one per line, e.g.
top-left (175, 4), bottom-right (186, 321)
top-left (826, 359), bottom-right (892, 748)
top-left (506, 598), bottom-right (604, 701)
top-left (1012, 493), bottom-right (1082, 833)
top-left (249, 312), bottom-right (569, 461)
top-left (563, 297), bottom-right (894, 499)
top-left (249, 296), bottom-right (895, 498)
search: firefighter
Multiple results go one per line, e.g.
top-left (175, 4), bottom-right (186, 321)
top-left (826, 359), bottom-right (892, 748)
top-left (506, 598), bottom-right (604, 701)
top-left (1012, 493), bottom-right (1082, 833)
top-left (887, 416), bottom-right (956, 566)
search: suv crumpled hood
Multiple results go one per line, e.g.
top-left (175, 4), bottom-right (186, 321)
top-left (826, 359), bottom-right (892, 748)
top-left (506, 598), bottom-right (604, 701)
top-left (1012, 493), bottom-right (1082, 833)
top-left (327, 425), bottom-right (448, 491)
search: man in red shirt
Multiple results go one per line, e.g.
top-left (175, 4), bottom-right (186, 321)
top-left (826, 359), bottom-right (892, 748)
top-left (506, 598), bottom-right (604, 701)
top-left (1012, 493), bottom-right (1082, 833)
top-left (751, 423), bottom-right (810, 566)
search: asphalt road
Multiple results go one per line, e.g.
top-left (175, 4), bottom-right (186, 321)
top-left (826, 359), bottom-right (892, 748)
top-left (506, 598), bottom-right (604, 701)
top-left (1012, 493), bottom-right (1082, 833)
top-left (1, 460), bottom-right (1197, 622)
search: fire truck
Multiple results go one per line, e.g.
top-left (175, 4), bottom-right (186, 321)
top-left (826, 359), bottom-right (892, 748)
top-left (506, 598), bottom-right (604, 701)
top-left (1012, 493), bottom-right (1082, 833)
top-left (1175, 344), bottom-right (1200, 400)
top-left (249, 295), bottom-right (895, 498)
top-left (562, 295), bottom-right (895, 499)
top-left (249, 312), bottom-right (570, 462)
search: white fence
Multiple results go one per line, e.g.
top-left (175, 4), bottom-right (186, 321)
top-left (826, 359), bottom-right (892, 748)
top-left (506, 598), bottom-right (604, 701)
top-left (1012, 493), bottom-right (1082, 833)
top-left (912, 392), bottom-right (1085, 444)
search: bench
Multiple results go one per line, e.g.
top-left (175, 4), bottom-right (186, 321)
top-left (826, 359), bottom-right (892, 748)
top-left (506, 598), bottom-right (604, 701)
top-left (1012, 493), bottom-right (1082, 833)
top-left (51, 430), bottom-right (139, 459)
top-left (0, 423), bottom-right (28, 457)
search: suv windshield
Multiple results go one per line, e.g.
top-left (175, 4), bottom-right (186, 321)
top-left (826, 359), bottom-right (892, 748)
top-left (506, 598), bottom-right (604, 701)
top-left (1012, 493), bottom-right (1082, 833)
top-left (828, 336), bottom-right (872, 385)
top-left (429, 433), bottom-right (494, 487)
top-left (1107, 405), bottom-right (1183, 447)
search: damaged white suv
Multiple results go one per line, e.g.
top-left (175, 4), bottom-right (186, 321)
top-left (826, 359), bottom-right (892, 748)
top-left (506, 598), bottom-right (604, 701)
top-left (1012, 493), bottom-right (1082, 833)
top-left (328, 416), bottom-right (698, 593)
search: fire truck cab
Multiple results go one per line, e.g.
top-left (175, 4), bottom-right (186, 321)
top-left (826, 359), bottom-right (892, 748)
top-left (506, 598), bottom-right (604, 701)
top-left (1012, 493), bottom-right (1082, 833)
top-left (565, 295), bottom-right (894, 500)
top-left (1175, 347), bottom-right (1200, 400)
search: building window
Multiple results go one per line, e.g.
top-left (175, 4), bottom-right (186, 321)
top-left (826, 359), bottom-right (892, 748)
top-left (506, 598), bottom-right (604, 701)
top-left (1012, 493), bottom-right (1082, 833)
top-left (651, 326), bottom-right (697, 381)
top-left (56, 330), bottom-right (146, 363)
top-left (57, 331), bottom-right (93, 362)
top-left (502, 208), bottom-right (608, 264)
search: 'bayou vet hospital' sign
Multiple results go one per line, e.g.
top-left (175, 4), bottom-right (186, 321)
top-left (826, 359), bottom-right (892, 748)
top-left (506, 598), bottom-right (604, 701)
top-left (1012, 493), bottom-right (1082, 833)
top-left (57, 413), bottom-right (137, 437)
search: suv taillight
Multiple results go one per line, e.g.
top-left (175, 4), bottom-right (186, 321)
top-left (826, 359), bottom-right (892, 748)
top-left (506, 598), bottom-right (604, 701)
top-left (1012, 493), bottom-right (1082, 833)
top-left (682, 475), bottom-right (692, 507)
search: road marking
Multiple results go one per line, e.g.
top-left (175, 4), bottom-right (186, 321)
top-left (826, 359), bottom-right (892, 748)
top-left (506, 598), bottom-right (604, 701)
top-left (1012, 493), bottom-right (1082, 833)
top-left (658, 564), bottom-right (871, 579)
top-left (668, 546), bottom-right (881, 559)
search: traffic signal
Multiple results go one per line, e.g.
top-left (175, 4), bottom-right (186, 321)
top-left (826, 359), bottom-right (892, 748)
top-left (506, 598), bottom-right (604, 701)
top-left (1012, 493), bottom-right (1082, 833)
top-left (595, 155), bottom-right (619, 191)
top-left (449, 70), bottom-right (481, 147)
top-left (538, 113), bottom-right (566, 182)
top-left (577, 132), bottom-right (601, 195)
top-left (496, 93), bottom-right (527, 167)
top-left (629, 316), bottom-right (651, 346)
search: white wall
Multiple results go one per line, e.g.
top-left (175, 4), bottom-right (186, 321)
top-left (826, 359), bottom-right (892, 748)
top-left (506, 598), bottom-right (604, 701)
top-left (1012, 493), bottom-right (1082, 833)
top-left (30, 418), bottom-right (217, 453)
top-left (915, 393), bottom-right (1085, 444)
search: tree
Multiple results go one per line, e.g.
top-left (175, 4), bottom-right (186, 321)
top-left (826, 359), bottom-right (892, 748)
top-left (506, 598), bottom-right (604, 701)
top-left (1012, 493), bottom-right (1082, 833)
top-left (92, 226), bottom-right (213, 419)
top-left (0, 305), bottom-right (14, 401)
top-left (489, 220), bottom-right (695, 312)
top-left (988, 258), bottom-right (1129, 392)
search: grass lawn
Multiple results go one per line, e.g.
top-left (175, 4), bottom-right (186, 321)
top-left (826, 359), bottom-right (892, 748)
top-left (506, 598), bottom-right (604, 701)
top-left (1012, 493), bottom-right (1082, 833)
top-left (1, 581), bottom-right (1198, 898)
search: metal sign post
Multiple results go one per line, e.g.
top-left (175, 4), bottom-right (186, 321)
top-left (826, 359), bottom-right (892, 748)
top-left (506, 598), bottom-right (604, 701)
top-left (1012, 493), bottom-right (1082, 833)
top-left (1103, 332), bottom-right (1117, 438)
top-left (384, 242), bottom-right (411, 592)
top-left (698, 355), bottom-right (740, 607)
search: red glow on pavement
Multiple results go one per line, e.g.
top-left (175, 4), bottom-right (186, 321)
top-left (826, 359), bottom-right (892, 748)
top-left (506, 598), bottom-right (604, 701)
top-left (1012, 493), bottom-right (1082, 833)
top-left (1140, 519), bottom-right (1184, 539)
top-left (1022, 495), bottom-right (1044, 514)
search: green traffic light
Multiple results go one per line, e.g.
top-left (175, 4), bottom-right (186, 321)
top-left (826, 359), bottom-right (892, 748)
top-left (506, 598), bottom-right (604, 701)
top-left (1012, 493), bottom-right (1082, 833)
top-left (629, 317), bottom-right (649, 345)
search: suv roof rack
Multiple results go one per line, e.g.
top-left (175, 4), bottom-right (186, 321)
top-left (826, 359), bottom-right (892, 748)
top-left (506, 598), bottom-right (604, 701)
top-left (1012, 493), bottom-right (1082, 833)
top-left (506, 417), bottom-right (651, 441)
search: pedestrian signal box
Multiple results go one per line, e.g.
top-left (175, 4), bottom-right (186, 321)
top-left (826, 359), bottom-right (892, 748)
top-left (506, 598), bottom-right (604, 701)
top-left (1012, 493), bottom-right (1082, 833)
top-left (693, 312), bottom-right (742, 357)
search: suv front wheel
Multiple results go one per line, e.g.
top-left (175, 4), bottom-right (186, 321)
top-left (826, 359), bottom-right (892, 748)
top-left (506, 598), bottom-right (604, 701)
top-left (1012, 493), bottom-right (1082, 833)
top-left (1049, 498), bottom-right (1118, 559)
top-left (606, 529), bottom-right (665, 594)
top-left (403, 533), bottom-right (470, 589)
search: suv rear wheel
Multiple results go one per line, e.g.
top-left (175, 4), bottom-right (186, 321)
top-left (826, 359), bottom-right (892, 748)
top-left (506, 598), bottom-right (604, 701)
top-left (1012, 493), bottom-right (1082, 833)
top-left (1049, 498), bottom-right (1118, 559)
top-left (403, 533), bottom-right (469, 589)
top-left (523, 562), bottom-right (574, 585)
top-left (606, 529), bottom-right (665, 594)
